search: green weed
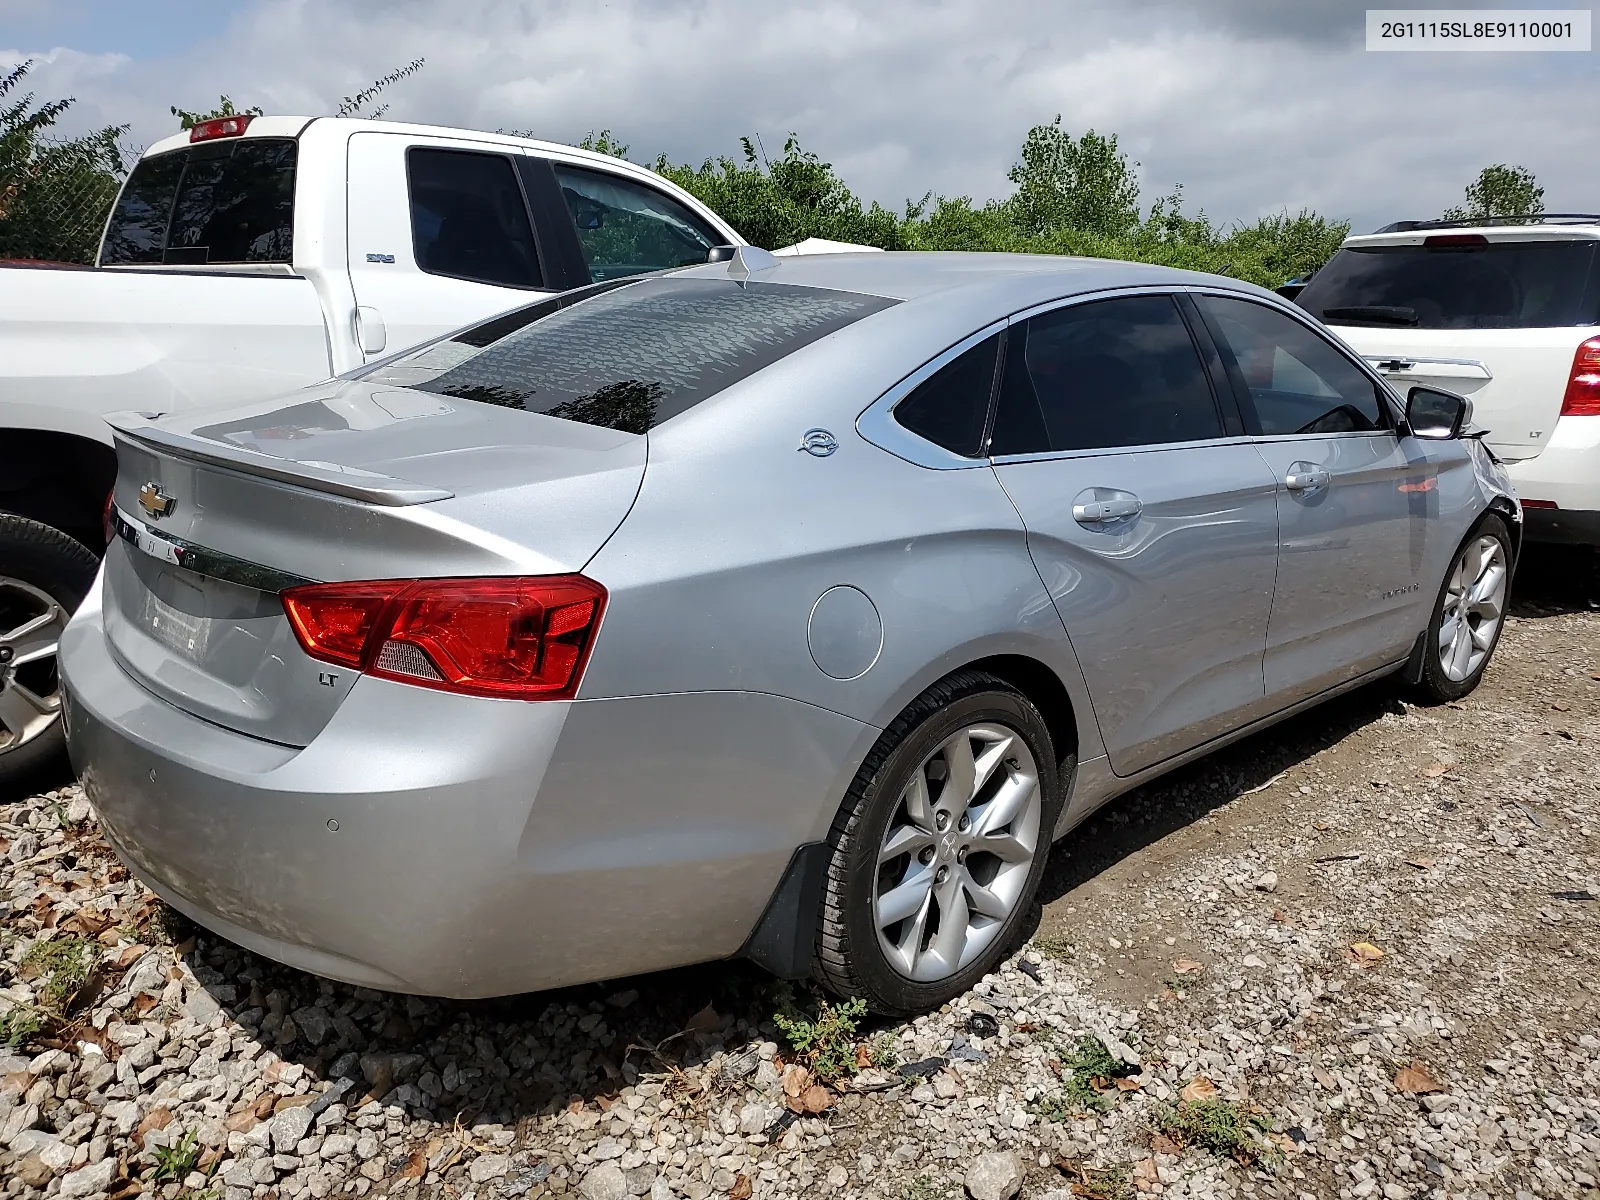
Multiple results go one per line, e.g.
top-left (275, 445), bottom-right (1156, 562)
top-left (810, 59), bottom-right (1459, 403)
top-left (0, 1003), bottom-right (47, 1049)
top-left (1155, 1098), bottom-right (1275, 1164)
top-left (771, 988), bottom-right (869, 1083)
top-left (152, 1129), bottom-right (202, 1183)
top-left (1031, 1035), bottom-right (1134, 1118)
top-left (20, 935), bottom-right (97, 1011)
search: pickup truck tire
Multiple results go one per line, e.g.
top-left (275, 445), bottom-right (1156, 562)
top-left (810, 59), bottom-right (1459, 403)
top-left (0, 514), bottom-right (98, 789)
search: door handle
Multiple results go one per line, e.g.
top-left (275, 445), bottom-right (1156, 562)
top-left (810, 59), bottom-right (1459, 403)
top-left (1072, 497), bottom-right (1143, 525)
top-left (1284, 465), bottom-right (1330, 493)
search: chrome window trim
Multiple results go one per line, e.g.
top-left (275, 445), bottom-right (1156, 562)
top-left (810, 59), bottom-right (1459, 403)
top-left (989, 433), bottom-right (1259, 466)
top-left (855, 319), bottom-right (1008, 470)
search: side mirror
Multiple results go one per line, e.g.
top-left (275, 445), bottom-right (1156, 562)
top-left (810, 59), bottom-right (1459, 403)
top-left (705, 245), bottom-right (739, 264)
top-left (1406, 385), bottom-right (1472, 439)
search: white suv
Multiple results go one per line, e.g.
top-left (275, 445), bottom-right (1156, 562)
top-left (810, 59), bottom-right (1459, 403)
top-left (1295, 217), bottom-right (1600, 544)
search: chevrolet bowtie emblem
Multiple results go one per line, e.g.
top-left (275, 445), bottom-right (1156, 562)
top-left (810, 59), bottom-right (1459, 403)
top-left (138, 482), bottom-right (176, 520)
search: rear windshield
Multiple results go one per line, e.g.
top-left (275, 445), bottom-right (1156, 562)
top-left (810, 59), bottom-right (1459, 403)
top-left (101, 138), bottom-right (297, 266)
top-left (359, 276), bottom-right (897, 433)
top-left (1297, 240), bottom-right (1600, 329)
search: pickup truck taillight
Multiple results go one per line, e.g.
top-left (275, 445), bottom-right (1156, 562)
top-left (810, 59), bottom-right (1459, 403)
top-left (282, 576), bottom-right (607, 701)
top-left (189, 114), bottom-right (253, 142)
top-left (1560, 337), bottom-right (1600, 417)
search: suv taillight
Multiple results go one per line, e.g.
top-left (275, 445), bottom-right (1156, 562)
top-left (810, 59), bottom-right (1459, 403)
top-left (281, 576), bottom-right (606, 701)
top-left (1561, 337), bottom-right (1600, 417)
top-left (189, 115), bottom-right (253, 142)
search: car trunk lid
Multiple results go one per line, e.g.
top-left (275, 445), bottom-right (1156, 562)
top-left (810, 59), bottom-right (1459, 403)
top-left (102, 381), bottom-right (644, 745)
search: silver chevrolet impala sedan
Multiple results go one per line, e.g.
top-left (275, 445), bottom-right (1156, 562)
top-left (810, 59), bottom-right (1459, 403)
top-left (60, 250), bottom-right (1519, 1015)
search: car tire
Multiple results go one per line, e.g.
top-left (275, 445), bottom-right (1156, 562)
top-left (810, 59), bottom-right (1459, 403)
top-left (1414, 513), bottom-right (1514, 704)
top-left (814, 670), bottom-right (1065, 1017)
top-left (0, 514), bottom-right (98, 790)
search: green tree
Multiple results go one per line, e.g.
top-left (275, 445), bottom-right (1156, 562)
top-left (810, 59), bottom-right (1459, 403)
top-left (1004, 117), bottom-right (1141, 239)
top-left (170, 95), bottom-right (263, 131)
top-left (1443, 164), bottom-right (1544, 222)
top-left (0, 60), bottom-right (127, 263)
top-left (578, 129), bottom-right (631, 160)
top-left (337, 57), bottom-right (426, 119)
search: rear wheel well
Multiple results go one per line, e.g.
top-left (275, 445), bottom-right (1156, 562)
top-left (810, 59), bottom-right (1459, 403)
top-left (0, 430), bottom-right (115, 556)
top-left (963, 653), bottom-right (1079, 769)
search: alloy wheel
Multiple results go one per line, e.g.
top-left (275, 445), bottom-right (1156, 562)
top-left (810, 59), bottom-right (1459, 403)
top-left (0, 577), bottom-right (68, 757)
top-left (1438, 535), bottom-right (1507, 683)
top-left (872, 722), bottom-right (1041, 982)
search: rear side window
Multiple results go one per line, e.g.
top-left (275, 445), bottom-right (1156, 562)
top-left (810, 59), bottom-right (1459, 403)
top-left (1199, 296), bottom-right (1388, 436)
top-left (102, 139), bottom-right (297, 266)
top-left (408, 149), bottom-right (542, 288)
top-left (555, 165), bottom-right (721, 281)
top-left (360, 277), bottom-right (897, 433)
top-left (893, 334), bottom-right (1001, 457)
top-left (990, 294), bottom-right (1223, 455)
top-left (1298, 240), bottom-right (1600, 329)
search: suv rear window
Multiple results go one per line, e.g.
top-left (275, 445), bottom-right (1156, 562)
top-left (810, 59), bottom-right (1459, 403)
top-left (1298, 240), bottom-right (1600, 329)
top-left (101, 138), bottom-right (297, 266)
top-left (360, 277), bottom-right (896, 433)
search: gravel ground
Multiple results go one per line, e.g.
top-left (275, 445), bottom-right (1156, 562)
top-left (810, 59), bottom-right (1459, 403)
top-left (3, 547), bottom-right (1597, 1200)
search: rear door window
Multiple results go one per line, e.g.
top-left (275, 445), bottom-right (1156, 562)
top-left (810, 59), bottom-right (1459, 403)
top-left (102, 138), bottom-right (297, 266)
top-left (361, 276), bottom-right (896, 433)
top-left (1199, 295), bottom-right (1390, 436)
top-left (554, 165), bottom-right (721, 281)
top-left (989, 294), bottom-right (1224, 455)
top-left (407, 148), bottom-right (542, 288)
top-left (1297, 240), bottom-right (1600, 329)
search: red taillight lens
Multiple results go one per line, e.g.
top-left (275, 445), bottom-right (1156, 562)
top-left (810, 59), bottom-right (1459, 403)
top-left (1520, 499), bottom-right (1558, 509)
top-left (102, 491), bottom-right (116, 547)
top-left (1423, 234), bottom-right (1488, 248)
top-left (280, 576), bottom-right (606, 700)
top-left (189, 115), bottom-right (254, 142)
top-left (1561, 337), bottom-right (1600, 417)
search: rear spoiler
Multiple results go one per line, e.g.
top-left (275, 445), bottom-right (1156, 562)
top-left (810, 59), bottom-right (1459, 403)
top-left (105, 412), bottom-right (454, 506)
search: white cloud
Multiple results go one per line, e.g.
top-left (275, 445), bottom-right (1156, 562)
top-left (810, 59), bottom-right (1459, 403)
top-left (10, 0), bottom-right (1597, 232)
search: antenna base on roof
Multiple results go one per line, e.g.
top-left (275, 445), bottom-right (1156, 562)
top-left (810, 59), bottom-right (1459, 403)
top-left (728, 246), bottom-right (779, 280)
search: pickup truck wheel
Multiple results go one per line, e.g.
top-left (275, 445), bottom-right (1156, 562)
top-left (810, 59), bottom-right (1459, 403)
top-left (0, 515), bottom-right (97, 788)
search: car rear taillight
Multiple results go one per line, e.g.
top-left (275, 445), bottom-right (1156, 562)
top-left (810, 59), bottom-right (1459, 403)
top-left (102, 491), bottom-right (116, 547)
top-left (189, 115), bottom-right (254, 142)
top-left (1520, 499), bottom-right (1558, 509)
top-left (1423, 234), bottom-right (1488, 248)
top-left (281, 576), bottom-right (606, 700)
top-left (1560, 337), bottom-right (1600, 417)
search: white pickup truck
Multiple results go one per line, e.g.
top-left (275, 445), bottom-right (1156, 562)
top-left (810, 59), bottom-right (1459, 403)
top-left (0, 113), bottom-right (745, 781)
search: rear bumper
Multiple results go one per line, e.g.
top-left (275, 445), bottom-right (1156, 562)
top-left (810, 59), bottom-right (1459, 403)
top-left (1507, 415), bottom-right (1600, 543)
top-left (60, 584), bottom-right (871, 998)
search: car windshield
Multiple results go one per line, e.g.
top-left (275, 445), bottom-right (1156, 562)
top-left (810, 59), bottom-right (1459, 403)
top-left (1297, 239), bottom-right (1600, 329)
top-left (359, 276), bottom-right (896, 433)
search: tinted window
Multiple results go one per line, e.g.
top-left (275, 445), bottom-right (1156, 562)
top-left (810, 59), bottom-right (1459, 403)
top-left (894, 335), bottom-right (1000, 457)
top-left (360, 277), bottom-right (896, 433)
top-left (101, 139), bottom-right (296, 266)
top-left (1297, 241), bottom-right (1600, 329)
top-left (101, 153), bottom-right (186, 264)
top-left (408, 149), bottom-right (542, 288)
top-left (989, 295), bottom-right (1223, 455)
top-left (555, 165), bottom-right (720, 281)
top-left (1200, 296), bottom-right (1387, 436)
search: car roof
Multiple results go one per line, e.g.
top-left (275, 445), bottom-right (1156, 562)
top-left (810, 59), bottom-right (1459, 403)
top-left (669, 251), bottom-right (1276, 304)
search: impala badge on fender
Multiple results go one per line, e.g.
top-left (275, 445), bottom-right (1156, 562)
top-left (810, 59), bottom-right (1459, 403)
top-left (138, 482), bottom-right (176, 520)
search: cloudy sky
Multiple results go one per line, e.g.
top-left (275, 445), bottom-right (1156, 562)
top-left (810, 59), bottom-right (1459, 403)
top-left (5, 0), bottom-right (1596, 233)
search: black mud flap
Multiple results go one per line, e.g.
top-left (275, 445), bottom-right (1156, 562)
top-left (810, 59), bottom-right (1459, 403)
top-left (1401, 630), bottom-right (1428, 685)
top-left (740, 842), bottom-right (828, 980)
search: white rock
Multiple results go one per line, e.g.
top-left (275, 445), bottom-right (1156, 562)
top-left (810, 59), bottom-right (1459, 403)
top-left (469, 1153), bottom-right (510, 1183)
top-left (269, 1105), bottom-right (315, 1154)
top-left (579, 1162), bottom-right (628, 1200)
top-left (59, 1158), bottom-right (117, 1199)
top-left (1255, 871), bottom-right (1279, 892)
top-left (964, 1150), bottom-right (1024, 1200)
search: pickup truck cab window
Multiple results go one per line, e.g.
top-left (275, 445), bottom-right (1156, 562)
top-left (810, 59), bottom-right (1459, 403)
top-left (553, 165), bottom-right (720, 281)
top-left (101, 139), bottom-right (297, 266)
top-left (406, 148), bottom-right (542, 289)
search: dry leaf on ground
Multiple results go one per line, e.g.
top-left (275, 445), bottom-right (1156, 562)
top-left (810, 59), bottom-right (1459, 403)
top-left (684, 1004), bottom-right (722, 1033)
top-left (1394, 1063), bottom-right (1445, 1095)
top-left (1150, 1133), bottom-right (1182, 1156)
top-left (728, 1176), bottom-right (753, 1200)
top-left (1423, 761), bottom-right (1451, 778)
top-left (1174, 958), bottom-right (1205, 974)
top-left (799, 1085), bottom-right (831, 1114)
top-left (1180, 1076), bottom-right (1218, 1102)
top-left (1405, 857), bottom-right (1436, 869)
top-left (854, 1044), bottom-right (873, 1069)
top-left (781, 1065), bottom-right (809, 1098)
top-left (1349, 941), bottom-right (1385, 964)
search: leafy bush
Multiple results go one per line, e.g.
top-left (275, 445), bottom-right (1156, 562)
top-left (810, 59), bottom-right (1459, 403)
top-left (771, 989), bottom-right (869, 1083)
